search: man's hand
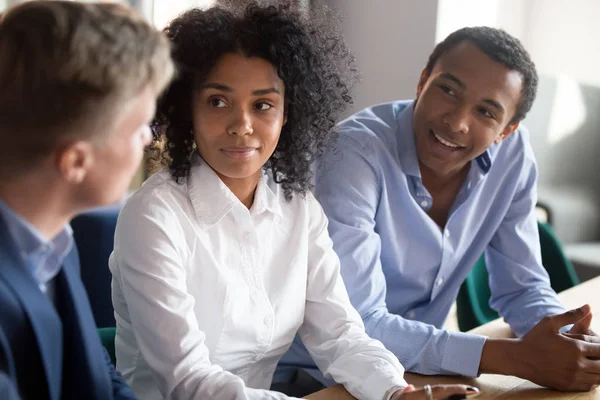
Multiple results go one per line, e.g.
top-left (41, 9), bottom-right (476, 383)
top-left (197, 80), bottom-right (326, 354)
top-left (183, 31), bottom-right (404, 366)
top-left (565, 304), bottom-right (600, 360)
top-left (568, 304), bottom-right (597, 336)
top-left (480, 304), bottom-right (600, 391)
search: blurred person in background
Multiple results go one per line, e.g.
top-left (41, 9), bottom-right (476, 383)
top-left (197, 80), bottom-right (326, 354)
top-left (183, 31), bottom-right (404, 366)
top-left (0, 1), bottom-right (173, 398)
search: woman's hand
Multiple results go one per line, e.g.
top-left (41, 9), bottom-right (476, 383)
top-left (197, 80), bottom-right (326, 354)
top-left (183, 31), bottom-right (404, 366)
top-left (390, 384), bottom-right (479, 400)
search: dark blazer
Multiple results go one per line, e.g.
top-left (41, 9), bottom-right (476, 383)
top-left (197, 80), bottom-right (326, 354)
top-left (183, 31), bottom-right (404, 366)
top-left (0, 215), bottom-right (136, 400)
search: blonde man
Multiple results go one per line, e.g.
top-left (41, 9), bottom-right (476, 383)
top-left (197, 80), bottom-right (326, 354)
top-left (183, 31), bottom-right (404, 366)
top-left (0, 2), bottom-right (173, 399)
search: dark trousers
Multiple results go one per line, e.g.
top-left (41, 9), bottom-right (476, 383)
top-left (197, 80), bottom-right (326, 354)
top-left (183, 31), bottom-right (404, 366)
top-left (270, 369), bottom-right (326, 397)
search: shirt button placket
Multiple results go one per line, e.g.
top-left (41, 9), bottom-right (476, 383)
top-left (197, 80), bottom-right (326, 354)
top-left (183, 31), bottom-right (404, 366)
top-left (435, 226), bottom-right (451, 298)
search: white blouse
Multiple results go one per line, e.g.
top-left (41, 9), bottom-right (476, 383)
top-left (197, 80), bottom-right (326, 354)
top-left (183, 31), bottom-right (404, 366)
top-left (109, 156), bottom-right (406, 400)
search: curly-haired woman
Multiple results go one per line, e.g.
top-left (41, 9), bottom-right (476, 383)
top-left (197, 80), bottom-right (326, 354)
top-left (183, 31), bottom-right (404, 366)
top-left (108, 2), bottom-right (476, 400)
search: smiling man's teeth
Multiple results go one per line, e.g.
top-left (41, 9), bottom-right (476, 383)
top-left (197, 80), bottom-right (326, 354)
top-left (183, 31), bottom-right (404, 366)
top-left (433, 132), bottom-right (462, 148)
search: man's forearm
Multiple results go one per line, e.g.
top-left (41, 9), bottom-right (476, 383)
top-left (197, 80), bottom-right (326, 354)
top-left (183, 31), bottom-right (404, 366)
top-left (479, 338), bottom-right (526, 377)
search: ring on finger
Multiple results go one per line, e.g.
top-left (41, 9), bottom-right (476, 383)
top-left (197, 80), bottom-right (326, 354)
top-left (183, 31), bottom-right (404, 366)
top-left (424, 384), bottom-right (433, 400)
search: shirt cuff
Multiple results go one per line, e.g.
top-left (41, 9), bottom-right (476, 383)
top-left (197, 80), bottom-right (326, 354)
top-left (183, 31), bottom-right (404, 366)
top-left (362, 363), bottom-right (407, 400)
top-left (383, 385), bottom-right (405, 400)
top-left (441, 332), bottom-right (486, 377)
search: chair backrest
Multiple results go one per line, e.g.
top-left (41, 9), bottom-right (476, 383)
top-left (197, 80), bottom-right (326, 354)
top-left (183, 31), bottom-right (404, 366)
top-left (456, 221), bottom-right (580, 332)
top-left (98, 327), bottom-right (117, 365)
top-left (70, 203), bottom-right (122, 328)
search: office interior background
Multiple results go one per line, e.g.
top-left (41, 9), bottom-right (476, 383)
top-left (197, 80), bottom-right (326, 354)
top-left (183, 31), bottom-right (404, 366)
top-left (2, 0), bottom-right (600, 282)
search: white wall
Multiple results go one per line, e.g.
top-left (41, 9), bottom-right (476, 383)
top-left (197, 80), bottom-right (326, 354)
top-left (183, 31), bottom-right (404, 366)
top-left (524, 0), bottom-right (600, 88)
top-left (437, 0), bottom-right (532, 44)
top-left (507, 0), bottom-right (600, 241)
top-left (320, 0), bottom-right (439, 115)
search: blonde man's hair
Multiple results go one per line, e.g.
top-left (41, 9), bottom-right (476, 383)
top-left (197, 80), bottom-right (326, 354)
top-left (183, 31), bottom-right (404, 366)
top-left (0, 1), bottom-right (174, 174)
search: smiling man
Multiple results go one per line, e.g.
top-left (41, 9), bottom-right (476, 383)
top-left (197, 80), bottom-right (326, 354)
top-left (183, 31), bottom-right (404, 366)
top-left (278, 26), bottom-right (600, 391)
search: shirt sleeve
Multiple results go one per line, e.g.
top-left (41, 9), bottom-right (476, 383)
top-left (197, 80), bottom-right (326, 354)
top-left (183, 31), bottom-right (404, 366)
top-left (111, 193), bottom-right (301, 400)
top-left (297, 193), bottom-right (407, 400)
top-left (486, 151), bottom-right (567, 337)
top-left (314, 133), bottom-right (486, 377)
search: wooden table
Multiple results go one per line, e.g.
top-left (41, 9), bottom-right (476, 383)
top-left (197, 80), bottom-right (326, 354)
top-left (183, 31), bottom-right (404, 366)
top-left (306, 276), bottom-right (600, 400)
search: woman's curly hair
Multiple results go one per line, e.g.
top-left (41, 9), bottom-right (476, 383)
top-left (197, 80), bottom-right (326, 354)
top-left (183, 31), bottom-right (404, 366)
top-left (149, 1), bottom-right (358, 200)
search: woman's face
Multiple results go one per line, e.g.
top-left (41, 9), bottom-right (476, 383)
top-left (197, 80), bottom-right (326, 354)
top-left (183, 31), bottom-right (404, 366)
top-left (191, 53), bottom-right (286, 186)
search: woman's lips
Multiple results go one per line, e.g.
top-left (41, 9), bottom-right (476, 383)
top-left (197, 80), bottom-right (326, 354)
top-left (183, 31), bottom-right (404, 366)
top-left (221, 147), bottom-right (258, 160)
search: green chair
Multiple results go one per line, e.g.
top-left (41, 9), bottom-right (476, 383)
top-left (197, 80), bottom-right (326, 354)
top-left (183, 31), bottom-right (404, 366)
top-left (98, 327), bottom-right (117, 365)
top-left (456, 222), bottom-right (580, 332)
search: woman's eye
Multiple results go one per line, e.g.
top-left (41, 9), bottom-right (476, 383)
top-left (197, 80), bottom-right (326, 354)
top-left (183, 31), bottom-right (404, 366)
top-left (209, 98), bottom-right (227, 108)
top-left (255, 102), bottom-right (273, 111)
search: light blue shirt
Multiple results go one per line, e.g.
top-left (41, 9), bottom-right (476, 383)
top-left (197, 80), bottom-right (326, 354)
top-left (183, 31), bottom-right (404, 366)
top-left (278, 100), bottom-right (566, 380)
top-left (0, 198), bottom-right (73, 298)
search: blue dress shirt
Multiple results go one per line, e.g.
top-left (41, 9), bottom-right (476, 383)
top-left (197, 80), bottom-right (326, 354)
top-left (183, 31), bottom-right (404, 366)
top-left (278, 100), bottom-right (566, 379)
top-left (0, 198), bottom-right (72, 298)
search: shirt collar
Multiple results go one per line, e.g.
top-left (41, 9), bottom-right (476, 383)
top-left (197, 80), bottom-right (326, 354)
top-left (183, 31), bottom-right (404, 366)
top-left (187, 153), bottom-right (283, 229)
top-left (475, 151), bottom-right (492, 174)
top-left (0, 197), bottom-right (73, 284)
top-left (395, 100), bottom-right (493, 177)
top-left (0, 197), bottom-right (47, 256)
top-left (251, 168), bottom-right (283, 217)
top-left (396, 101), bottom-right (421, 178)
